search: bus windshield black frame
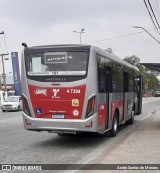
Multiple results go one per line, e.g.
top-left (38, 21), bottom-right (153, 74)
top-left (24, 47), bottom-right (90, 82)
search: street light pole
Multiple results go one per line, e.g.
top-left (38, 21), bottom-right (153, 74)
top-left (132, 26), bottom-right (160, 44)
top-left (0, 53), bottom-right (9, 100)
top-left (73, 29), bottom-right (85, 44)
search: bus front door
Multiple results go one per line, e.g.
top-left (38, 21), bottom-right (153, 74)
top-left (105, 67), bottom-right (112, 129)
top-left (135, 76), bottom-right (143, 115)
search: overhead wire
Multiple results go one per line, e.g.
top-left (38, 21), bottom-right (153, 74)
top-left (147, 0), bottom-right (160, 29)
top-left (89, 1), bottom-right (160, 45)
top-left (153, 0), bottom-right (159, 17)
top-left (155, 0), bottom-right (160, 17)
top-left (152, 0), bottom-right (160, 39)
top-left (143, 0), bottom-right (160, 37)
top-left (89, 29), bottom-right (155, 44)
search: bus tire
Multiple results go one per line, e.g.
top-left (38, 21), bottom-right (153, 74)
top-left (127, 110), bottom-right (135, 125)
top-left (110, 112), bottom-right (118, 137)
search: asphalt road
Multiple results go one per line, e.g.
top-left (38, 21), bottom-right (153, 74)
top-left (0, 97), bottom-right (160, 172)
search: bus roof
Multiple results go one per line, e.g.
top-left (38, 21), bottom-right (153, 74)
top-left (24, 44), bottom-right (139, 72)
top-left (25, 44), bottom-right (90, 50)
top-left (93, 45), bottom-right (139, 72)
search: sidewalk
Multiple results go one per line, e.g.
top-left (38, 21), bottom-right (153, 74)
top-left (92, 106), bottom-right (160, 172)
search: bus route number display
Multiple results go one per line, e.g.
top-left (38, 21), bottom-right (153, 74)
top-left (66, 89), bottom-right (81, 94)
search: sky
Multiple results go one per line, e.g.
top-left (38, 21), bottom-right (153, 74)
top-left (0, 0), bottom-right (160, 74)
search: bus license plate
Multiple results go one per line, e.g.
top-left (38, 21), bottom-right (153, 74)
top-left (52, 114), bottom-right (64, 119)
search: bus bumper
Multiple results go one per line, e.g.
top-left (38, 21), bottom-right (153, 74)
top-left (23, 112), bottom-right (98, 133)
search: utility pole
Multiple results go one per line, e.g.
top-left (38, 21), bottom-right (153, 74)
top-left (0, 75), bottom-right (1, 90)
top-left (0, 53), bottom-right (9, 100)
top-left (73, 29), bottom-right (85, 44)
top-left (0, 31), bottom-right (9, 100)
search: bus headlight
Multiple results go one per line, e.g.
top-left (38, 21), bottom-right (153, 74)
top-left (85, 96), bottom-right (96, 118)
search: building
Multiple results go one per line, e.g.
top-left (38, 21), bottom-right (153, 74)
top-left (0, 74), bottom-right (15, 104)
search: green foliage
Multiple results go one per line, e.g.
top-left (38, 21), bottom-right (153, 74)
top-left (123, 55), bottom-right (160, 92)
top-left (146, 74), bottom-right (160, 90)
top-left (105, 48), bottom-right (113, 54)
top-left (123, 55), bottom-right (140, 67)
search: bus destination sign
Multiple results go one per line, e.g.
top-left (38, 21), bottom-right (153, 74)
top-left (45, 53), bottom-right (67, 64)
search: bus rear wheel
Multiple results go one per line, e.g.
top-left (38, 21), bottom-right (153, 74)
top-left (110, 112), bottom-right (118, 137)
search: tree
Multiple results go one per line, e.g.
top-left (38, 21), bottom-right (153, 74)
top-left (147, 74), bottom-right (160, 91)
top-left (123, 55), bottom-right (160, 93)
top-left (123, 55), bottom-right (140, 67)
top-left (105, 47), bottom-right (113, 54)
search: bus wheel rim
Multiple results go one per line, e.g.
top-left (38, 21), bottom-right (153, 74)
top-left (114, 118), bottom-right (117, 132)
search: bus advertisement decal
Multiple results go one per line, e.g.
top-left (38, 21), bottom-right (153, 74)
top-left (34, 88), bottom-right (47, 96)
top-left (52, 89), bottom-right (60, 99)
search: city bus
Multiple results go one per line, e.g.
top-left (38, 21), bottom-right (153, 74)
top-left (21, 44), bottom-right (142, 137)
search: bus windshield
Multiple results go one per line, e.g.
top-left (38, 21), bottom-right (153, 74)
top-left (26, 51), bottom-right (88, 76)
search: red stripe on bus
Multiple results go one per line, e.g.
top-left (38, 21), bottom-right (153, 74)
top-left (110, 101), bottom-right (124, 121)
top-left (98, 104), bottom-right (106, 126)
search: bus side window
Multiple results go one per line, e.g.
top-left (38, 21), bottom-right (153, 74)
top-left (123, 72), bottom-right (129, 92)
top-left (106, 68), bottom-right (112, 93)
top-left (98, 68), bottom-right (106, 93)
top-left (97, 55), bottom-right (112, 93)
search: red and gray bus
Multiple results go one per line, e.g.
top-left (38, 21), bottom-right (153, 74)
top-left (21, 44), bottom-right (142, 136)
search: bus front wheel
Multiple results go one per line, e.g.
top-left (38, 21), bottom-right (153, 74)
top-left (110, 112), bottom-right (118, 137)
